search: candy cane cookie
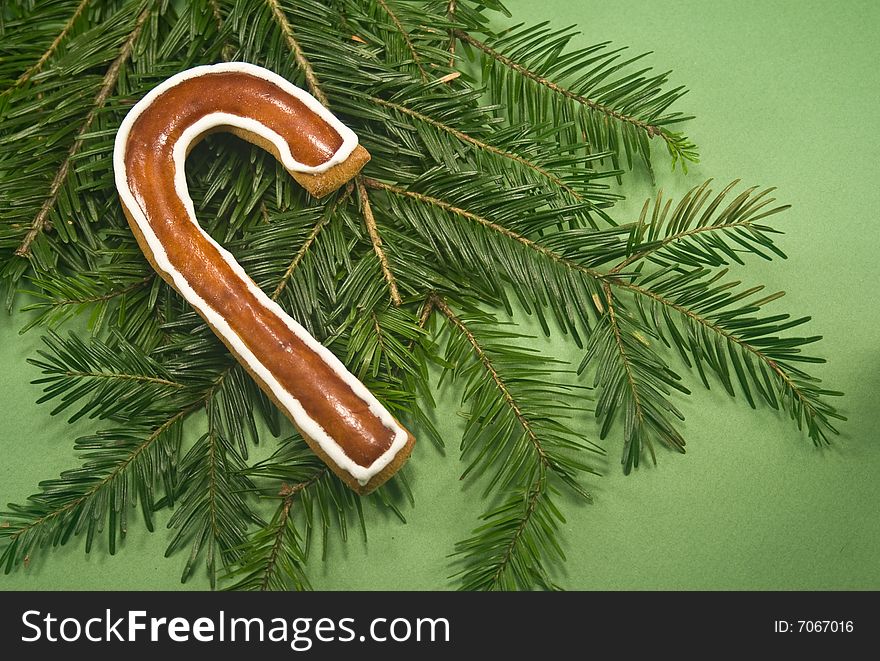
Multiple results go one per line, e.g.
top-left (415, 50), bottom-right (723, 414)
top-left (113, 63), bottom-right (414, 494)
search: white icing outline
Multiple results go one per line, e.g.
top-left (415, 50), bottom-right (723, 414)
top-left (113, 62), bottom-right (408, 486)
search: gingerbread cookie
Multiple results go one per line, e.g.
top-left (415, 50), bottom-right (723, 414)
top-left (113, 63), bottom-right (414, 494)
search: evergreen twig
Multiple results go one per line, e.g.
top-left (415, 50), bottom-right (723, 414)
top-left (14, 4), bottom-right (151, 258)
top-left (1, 0), bottom-right (91, 97)
top-left (376, 0), bottom-right (429, 81)
top-left (369, 96), bottom-right (592, 204)
top-left (266, 0), bottom-right (328, 106)
top-left (433, 294), bottom-right (550, 466)
top-left (357, 177), bottom-right (402, 306)
top-left (457, 29), bottom-right (667, 138)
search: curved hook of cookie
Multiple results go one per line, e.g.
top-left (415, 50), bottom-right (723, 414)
top-left (113, 63), bottom-right (414, 494)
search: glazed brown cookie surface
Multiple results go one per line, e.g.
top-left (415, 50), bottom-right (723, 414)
top-left (114, 63), bottom-right (414, 493)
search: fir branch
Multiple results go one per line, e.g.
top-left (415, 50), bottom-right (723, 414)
top-left (375, 0), bottom-right (429, 81)
top-left (365, 170), bottom-right (607, 343)
top-left (21, 271), bottom-right (154, 330)
top-left (223, 469), bottom-right (326, 591)
top-left (436, 296), bottom-right (599, 495)
top-left (258, 495), bottom-right (302, 591)
top-left (41, 274), bottom-right (154, 307)
top-left (265, 0), bottom-right (329, 106)
top-left (604, 282), bottom-right (652, 463)
top-left (363, 177), bottom-right (605, 281)
top-left (376, 173), bottom-right (839, 463)
top-left (368, 95), bottom-right (595, 205)
top-left (0, 403), bottom-right (194, 571)
top-left (35, 407), bottom-right (191, 524)
top-left (610, 181), bottom-right (789, 273)
top-left (456, 27), bottom-right (666, 136)
top-left (613, 215), bottom-right (763, 273)
top-left (269, 216), bottom-right (327, 300)
top-left (28, 330), bottom-right (189, 423)
top-left (455, 25), bottom-right (697, 170)
top-left (356, 176), bottom-right (402, 306)
top-left (270, 193), bottom-right (347, 301)
top-left (337, 298), bottom-right (431, 382)
top-left (202, 363), bottom-right (254, 457)
top-left (13, 4), bottom-right (151, 258)
top-left (590, 282), bottom-right (688, 472)
top-left (489, 477), bottom-right (544, 587)
top-left (433, 294), bottom-right (550, 467)
top-left (454, 476), bottom-right (567, 591)
top-left (20, 267), bottom-right (160, 340)
top-left (165, 400), bottom-right (259, 587)
top-left (0, 0), bottom-right (91, 98)
top-left (433, 295), bottom-right (597, 588)
top-left (621, 277), bottom-right (842, 444)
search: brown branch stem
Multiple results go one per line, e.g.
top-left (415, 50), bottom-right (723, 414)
top-left (266, 0), bottom-right (329, 106)
top-left (356, 177), bottom-right (402, 307)
top-left (446, 1), bottom-right (458, 68)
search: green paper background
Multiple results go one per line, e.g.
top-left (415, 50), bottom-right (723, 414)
top-left (2, 0), bottom-right (878, 590)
